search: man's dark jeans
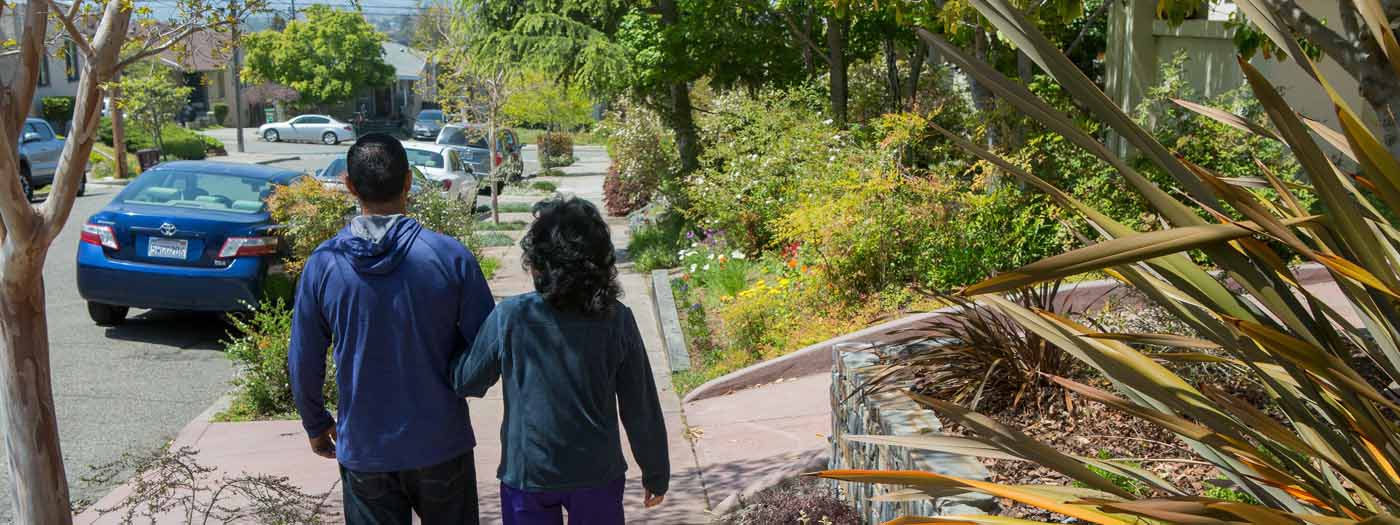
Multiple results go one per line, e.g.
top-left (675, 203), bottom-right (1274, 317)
top-left (340, 450), bottom-right (479, 525)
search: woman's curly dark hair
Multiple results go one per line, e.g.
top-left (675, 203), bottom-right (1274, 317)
top-left (521, 197), bottom-right (622, 316)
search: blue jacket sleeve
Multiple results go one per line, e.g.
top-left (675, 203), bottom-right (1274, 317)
top-left (456, 250), bottom-right (496, 356)
top-left (288, 258), bottom-right (334, 438)
top-left (450, 249), bottom-right (498, 397)
top-left (452, 307), bottom-right (502, 398)
top-left (616, 307), bottom-right (670, 496)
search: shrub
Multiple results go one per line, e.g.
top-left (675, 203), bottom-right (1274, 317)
top-left (537, 131), bottom-right (574, 168)
top-left (407, 173), bottom-right (481, 254)
top-left (266, 178), bottom-right (357, 277)
top-left (686, 87), bottom-right (839, 253)
top-left (223, 299), bottom-right (336, 419)
top-left (41, 96), bottom-right (74, 133)
top-left (159, 126), bottom-right (208, 160)
top-left (529, 180), bottom-right (557, 193)
top-left (600, 103), bottom-right (677, 216)
top-left (211, 102), bottom-right (229, 126)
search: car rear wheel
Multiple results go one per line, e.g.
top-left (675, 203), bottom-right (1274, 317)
top-left (20, 164), bottom-right (33, 202)
top-left (87, 302), bottom-right (128, 326)
top-left (264, 129), bottom-right (279, 142)
top-left (322, 132), bottom-right (338, 145)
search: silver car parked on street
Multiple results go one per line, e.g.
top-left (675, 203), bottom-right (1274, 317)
top-left (18, 117), bottom-right (73, 202)
top-left (258, 114), bottom-right (356, 145)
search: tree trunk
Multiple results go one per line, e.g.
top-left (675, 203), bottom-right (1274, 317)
top-left (969, 27), bottom-right (997, 148)
top-left (657, 0), bottom-right (701, 173)
top-left (883, 35), bottom-right (901, 114)
top-left (826, 14), bottom-right (849, 128)
top-left (0, 0), bottom-right (130, 518)
top-left (905, 41), bottom-right (926, 110)
top-left (0, 265), bottom-right (69, 525)
top-left (111, 82), bottom-right (128, 179)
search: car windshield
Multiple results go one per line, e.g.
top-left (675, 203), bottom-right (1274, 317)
top-left (115, 170), bottom-right (275, 214)
top-left (406, 149), bottom-right (445, 170)
top-left (318, 159), bottom-right (346, 180)
top-left (440, 126), bottom-right (489, 149)
top-left (417, 110), bottom-right (443, 122)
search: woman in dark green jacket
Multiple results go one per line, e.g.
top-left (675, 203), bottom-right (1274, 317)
top-left (452, 197), bottom-right (669, 524)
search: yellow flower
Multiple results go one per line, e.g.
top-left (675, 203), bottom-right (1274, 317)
top-left (778, 278), bottom-right (791, 287)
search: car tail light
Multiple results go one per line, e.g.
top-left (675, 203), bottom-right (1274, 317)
top-left (218, 236), bottom-right (278, 258)
top-left (81, 223), bottom-right (119, 250)
top-left (493, 153), bottom-right (502, 166)
top-left (343, 125), bottom-right (352, 131)
top-left (441, 179), bottom-right (453, 191)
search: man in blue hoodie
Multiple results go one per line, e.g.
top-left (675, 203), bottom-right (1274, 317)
top-left (289, 133), bottom-right (495, 524)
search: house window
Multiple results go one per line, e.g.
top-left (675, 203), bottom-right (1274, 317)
top-left (64, 40), bottom-right (79, 82)
top-left (37, 55), bottom-right (50, 87)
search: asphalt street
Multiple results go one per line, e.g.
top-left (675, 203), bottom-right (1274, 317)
top-left (0, 186), bottom-right (237, 520)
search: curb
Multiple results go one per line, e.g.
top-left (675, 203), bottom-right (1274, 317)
top-left (650, 270), bottom-right (691, 372)
top-left (89, 179), bottom-right (131, 187)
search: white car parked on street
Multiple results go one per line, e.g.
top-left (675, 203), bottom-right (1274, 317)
top-left (258, 114), bottom-right (356, 145)
top-left (403, 142), bottom-right (480, 205)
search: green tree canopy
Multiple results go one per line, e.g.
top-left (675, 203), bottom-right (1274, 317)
top-left (241, 5), bottom-right (394, 106)
top-left (502, 70), bottom-right (594, 130)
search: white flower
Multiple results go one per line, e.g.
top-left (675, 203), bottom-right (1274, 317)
top-left (689, 264), bottom-right (697, 273)
top-left (732, 251), bottom-right (746, 260)
top-left (822, 119), bottom-right (833, 125)
top-left (702, 264), bottom-right (710, 271)
top-left (707, 254), bottom-right (715, 260)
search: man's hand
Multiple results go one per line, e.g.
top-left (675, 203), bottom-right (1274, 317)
top-left (644, 490), bottom-right (664, 508)
top-left (309, 427), bottom-right (337, 459)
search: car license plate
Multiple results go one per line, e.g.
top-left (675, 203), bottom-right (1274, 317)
top-left (147, 238), bottom-right (188, 260)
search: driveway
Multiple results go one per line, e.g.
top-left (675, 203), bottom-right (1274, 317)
top-left (0, 186), bottom-right (236, 520)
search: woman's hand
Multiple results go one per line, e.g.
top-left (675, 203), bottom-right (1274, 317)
top-left (644, 490), bottom-right (664, 508)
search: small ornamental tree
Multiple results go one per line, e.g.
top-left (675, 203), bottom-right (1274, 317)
top-left (241, 5), bottom-right (394, 107)
top-left (115, 62), bottom-right (193, 158)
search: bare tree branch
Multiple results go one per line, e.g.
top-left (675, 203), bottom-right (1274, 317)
top-left (1065, 0), bottom-right (1110, 57)
top-left (42, 0), bottom-right (95, 59)
top-left (118, 22), bottom-right (225, 70)
top-left (769, 4), bottom-right (831, 66)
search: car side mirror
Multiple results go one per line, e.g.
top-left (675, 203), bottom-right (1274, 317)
top-left (22, 132), bottom-right (41, 143)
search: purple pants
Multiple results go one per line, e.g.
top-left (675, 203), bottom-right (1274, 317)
top-left (500, 478), bottom-right (625, 525)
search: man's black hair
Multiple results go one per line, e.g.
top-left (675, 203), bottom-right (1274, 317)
top-left (521, 197), bottom-right (621, 317)
top-left (346, 133), bottom-right (410, 204)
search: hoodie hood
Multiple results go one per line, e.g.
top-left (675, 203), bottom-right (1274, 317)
top-left (329, 215), bottom-right (423, 275)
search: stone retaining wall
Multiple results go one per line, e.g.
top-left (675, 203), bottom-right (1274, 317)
top-left (829, 342), bottom-right (998, 522)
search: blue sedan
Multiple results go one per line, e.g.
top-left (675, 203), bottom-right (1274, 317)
top-left (76, 161), bottom-right (302, 325)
